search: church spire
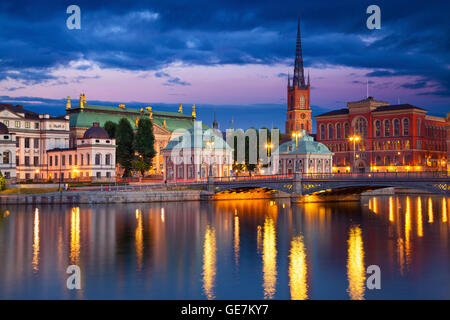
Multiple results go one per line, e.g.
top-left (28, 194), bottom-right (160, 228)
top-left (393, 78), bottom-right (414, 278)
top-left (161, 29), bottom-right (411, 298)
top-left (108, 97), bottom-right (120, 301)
top-left (293, 18), bottom-right (306, 88)
top-left (212, 106), bottom-right (218, 129)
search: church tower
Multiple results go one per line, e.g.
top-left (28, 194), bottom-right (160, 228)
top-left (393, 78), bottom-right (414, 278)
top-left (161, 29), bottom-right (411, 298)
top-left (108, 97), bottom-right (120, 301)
top-left (285, 19), bottom-right (312, 136)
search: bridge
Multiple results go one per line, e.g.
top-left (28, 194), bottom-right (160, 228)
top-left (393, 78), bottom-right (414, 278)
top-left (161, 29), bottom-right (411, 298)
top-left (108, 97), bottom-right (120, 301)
top-left (202, 172), bottom-right (450, 197)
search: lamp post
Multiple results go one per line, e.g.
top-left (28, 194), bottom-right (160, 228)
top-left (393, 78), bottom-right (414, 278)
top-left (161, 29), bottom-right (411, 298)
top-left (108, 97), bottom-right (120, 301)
top-left (265, 143), bottom-right (273, 172)
top-left (292, 131), bottom-right (302, 171)
top-left (206, 139), bottom-right (214, 177)
top-left (348, 135), bottom-right (360, 173)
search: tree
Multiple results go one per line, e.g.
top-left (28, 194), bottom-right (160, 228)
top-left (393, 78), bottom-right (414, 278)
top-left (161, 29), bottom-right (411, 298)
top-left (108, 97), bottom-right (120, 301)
top-left (104, 121), bottom-right (118, 139)
top-left (132, 156), bottom-right (151, 176)
top-left (0, 172), bottom-right (6, 191)
top-left (116, 118), bottom-right (134, 177)
top-left (133, 118), bottom-right (156, 175)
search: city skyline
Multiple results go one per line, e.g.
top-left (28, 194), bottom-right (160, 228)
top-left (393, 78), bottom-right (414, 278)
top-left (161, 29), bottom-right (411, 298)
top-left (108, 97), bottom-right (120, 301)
top-left (0, 0), bottom-right (449, 131)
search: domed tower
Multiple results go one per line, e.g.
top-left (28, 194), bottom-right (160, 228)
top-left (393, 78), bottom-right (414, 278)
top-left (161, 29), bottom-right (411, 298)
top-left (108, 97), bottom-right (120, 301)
top-left (82, 122), bottom-right (110, 139)
top-left (285, 19), bottom-right (312, 136)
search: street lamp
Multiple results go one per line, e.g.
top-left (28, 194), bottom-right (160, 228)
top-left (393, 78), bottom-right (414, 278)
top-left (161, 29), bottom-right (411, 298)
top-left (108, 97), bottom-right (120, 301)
top-left (348, 135), bottom-right (360, 172)
top-left (206, 139), bottom-right (215, 177)
top-left (265, 143), bottom-right (273, 171)
top-left (292, 132), bottom-right (303, 171)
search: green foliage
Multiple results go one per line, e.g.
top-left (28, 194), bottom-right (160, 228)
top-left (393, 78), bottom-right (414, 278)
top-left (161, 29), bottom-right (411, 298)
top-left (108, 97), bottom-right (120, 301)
top-left (104, 121), bottom-right (118, 139)
top-left (116, 118), bottom-right (135, 177)
top-left (132, 157), bottom-right (151, 176)
top-left (0, 172), bottom-right (6, 191)
top-left (133, 118), bottom-right (155, 176)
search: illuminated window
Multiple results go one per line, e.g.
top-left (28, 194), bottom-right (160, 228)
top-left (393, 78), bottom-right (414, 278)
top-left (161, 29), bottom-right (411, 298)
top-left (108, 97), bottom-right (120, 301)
top-left (384, 120), bottom-right (390, 137)
top-left (394, 119), bottom-right (400, 136)
top-left (299, 95), bottom-right (305, 109)
top-left (375, 120), bottom-right (381, 137)
top-left (403, 118), bottom-right (409, 136)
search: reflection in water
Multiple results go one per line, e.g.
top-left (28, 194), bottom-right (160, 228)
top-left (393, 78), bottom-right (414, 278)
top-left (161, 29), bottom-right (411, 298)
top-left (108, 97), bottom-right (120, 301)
top-left (443, 198), bottom-right (448, 223)
top-left (347, 225), bottom-right (365, 300)
top-left (256, 225), bottom-right (262, 254)
top-left (161, 207), bottom-right (165, 223)
top-left (389, 196), bottom-right (394, 222)
top-left (202, 224), bottom-right (216, 300)
top-left (289, 235), bottom-right (308, 300)
top-left (234, 213), bottom-right (240, 267)
top-left (428, 197), bottom-right (434, 223)
top-left (32, 208), bottom-right (39, 272)
top-left (405, 197), bottom-right (412, 267)
top-left (135, 209), bottom-right (144, 271)
top-left (70, 207), bottom-right (80, 264)
top-left (262, 217), bottom-right (277, 299)
top-left (417, 197), bottom-right (423, 237)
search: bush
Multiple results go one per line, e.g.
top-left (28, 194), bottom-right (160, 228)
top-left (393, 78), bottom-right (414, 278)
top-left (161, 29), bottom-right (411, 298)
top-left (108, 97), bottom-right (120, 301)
top-left (0, 172), bottom-right (6, 191)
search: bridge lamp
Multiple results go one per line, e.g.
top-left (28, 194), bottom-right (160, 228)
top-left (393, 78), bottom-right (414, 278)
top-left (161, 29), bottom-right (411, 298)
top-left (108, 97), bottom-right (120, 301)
top-left (348, 135), bottom-right (360, 172)
top-left (292, 131), bottom-right (302, 148)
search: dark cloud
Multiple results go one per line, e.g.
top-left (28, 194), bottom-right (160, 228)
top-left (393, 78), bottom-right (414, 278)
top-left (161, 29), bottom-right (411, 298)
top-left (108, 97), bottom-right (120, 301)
top-left (164, 77), bottom-right (191, 86)
top-left (0, 0), bottom-right (449, 97)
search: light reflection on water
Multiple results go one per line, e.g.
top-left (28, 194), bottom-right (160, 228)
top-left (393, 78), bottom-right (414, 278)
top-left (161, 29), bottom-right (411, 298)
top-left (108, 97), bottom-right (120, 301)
top-left (0, 195), bottom-right (448, 299)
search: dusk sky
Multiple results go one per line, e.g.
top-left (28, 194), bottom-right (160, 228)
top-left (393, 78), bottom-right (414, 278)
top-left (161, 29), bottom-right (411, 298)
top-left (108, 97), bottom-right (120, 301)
top-left (0, 0), bottom-right (449, 131)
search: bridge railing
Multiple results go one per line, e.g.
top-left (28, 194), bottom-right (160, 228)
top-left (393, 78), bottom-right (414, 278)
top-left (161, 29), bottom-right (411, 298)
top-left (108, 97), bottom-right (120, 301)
top-left (212, 174), bottom-right (293, 183)
top-left (302, 171), bottom-right (449, 180)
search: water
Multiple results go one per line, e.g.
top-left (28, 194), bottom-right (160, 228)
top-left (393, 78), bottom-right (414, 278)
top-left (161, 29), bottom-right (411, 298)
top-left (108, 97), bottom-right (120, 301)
top-left (0, 195), bottom-right (449, 299)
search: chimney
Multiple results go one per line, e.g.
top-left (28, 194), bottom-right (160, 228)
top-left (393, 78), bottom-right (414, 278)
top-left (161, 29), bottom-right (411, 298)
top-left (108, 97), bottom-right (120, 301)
top-left (93, 122), bottom-right (99, 127)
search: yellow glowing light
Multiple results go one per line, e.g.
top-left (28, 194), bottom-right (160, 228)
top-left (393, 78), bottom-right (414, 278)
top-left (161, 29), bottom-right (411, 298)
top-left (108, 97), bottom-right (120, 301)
top-left (234, 214), bottom-right (240, 266)
top-left (135, 209), bottom-right (143, 271)
top-left (70, 207), bottom-right (81, 264)
top-left (389, 196), bottom-right (394, 222)
top-left (347, 225), bottom-right (365, 300)
top-left (428, 197), bottom-right (434, 223)
top-left (406, 166), bottom-right (411, 171)
top-left (442, 197), bottom-right (447, 223)
top-left (161, 207), bottom-right (165, 223)
top-left (263, 217), bottom-right (277, 299)
top-left (289, 235), bottom-right (308, 300)
top-left (202, 225), bottom-right (217, 300)
top-left (32, 208), bottom-right (40, 271)
top-left (405, 197), bottom-right (411, 266)
top-left (417, 197), bottom-right (423, 237)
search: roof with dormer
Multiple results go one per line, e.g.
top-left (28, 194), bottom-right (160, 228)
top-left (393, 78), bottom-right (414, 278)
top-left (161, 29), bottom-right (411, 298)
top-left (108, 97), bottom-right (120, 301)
top-left (278, 134), bottom-right (332, 155)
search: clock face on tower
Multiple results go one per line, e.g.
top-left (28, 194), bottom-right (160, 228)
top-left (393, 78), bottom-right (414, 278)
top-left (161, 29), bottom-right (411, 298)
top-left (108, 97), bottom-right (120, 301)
top-left (301, 113), bottom-right (306, 119)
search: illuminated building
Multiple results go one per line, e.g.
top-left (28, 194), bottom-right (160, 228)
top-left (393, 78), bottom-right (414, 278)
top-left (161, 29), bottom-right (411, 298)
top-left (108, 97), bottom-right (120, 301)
top-left (285, 20), bottom-right (312, 136)
top-left (0, 122), bottom-right (17, 181)
top-left (315, 97), bottom-right (447, 173)
top-left (274, 130), bottom-right (333, 174)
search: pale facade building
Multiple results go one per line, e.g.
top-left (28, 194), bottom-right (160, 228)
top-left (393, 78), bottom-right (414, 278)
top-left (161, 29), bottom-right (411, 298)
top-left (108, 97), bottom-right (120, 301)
top-left (0, 122), bottom-right (17, 181)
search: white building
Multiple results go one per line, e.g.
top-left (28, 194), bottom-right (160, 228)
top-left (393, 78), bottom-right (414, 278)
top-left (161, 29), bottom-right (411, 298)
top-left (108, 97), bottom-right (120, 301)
top-left (162, 128), bottom-right (233, 181)
top-left (0, 122), bottom-right (17, 181)
top-left (274, 131), bottom-right (333, 174)
top-left (0, 103), bottom-right (70, 181)
top-left (46, 123), bottom-right (116, 182)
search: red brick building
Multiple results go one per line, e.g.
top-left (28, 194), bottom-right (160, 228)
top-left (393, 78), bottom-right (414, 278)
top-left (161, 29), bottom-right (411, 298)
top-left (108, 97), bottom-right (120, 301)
top-left (285, 20), bottom-right (312, 136)
top-left (315, 97), bottom-right (447, 173)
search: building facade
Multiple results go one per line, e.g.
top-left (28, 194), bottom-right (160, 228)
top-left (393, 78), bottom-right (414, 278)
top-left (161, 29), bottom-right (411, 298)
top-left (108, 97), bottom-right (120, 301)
top-left (274, 132), bottom-right (333, 174)
top-left (162, 128), bottom-right (233, 181)
top-left (0, 122), bottom-right (17, 181)
top-left (285, 20), bottom-right (312, 136)
top-left (66, 94), bottom-right (203, 174)
top-left (46, 123), bottom-right (116, 182)
top-left (315, 97), bottom-right (447, 173)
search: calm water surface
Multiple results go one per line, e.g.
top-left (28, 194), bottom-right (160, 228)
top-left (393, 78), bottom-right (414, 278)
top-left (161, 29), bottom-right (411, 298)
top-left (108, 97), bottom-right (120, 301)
top-left (0, 195), bottom-right (449, 299)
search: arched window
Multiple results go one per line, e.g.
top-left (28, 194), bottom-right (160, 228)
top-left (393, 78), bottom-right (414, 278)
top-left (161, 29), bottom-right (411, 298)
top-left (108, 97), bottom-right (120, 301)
top-left (417, 118), bottom-right (421, 136)
top-left (384, 120), bottom-right (390, 137)
top-left (81, 154), bottom-right (84, 165)
top-left (95, 154), bottom-right (101, 165)
top-left (328, 124), bottom-right (333, 140)
top-left (375, 120), bottom-right (381, 137)
top-left (87, 154), bottom-right (90, 165)
top-left (384, 155), bottom-right (390, 166)
top-left (353, 117), bottom-right (368, 138)
top-left (336, 123), bottom-right (341, 139)
top-left (375, 156), bottom-right (382, 166)
top-left (344, 123), bottom-right (350, 138)
top-left (394, 119), bottom-right (400, 136)
top-left (320, 124), bottom-right (326, 140)
top-left (299, 95), bottom-right (305, 109)
top-left (403, 118), bottom-right (409, 136)
top-left (106, 154), bottom-right (111, 165)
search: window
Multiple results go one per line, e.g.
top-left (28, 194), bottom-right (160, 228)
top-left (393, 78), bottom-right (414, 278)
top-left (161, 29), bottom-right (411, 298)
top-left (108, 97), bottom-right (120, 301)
top-left (25, 122), bottom-right (30, 128)
top-left (25, 173), bottom-right (30, 180)
top-left (4, 120), bottom-right (8, 127)
top-left (106, 172), bottom-right (111, 178)
top-left (96, 172), bottom-right (101, 178)
top-left (299, 95), bottom-right (305, 108)
top-left (375, 120), bottom-right (381, 137)
top-left (75, 155), bottom-right (78, 165)
top-left (34, 156), bottom-right (38, 166)
top-left (3, 151), bottom-right (10, 164)
top-left (62, 155), bottom-right (65, 166)
top-left (95, 154), bottom-right (101, 165)
top-left (87, 154), bottom-right (90, 165)
top-left (81, 154), bottom-right (84, 165)
top-left (16, 156), bottom-right (19, 165)
top-left (25, 138), bottom-right (30, 148)
top-left (394, 119), bottom-right (400, 136)
top-left (15, 121), bottom-right (20, 128)
top-left (3, 135), bottom-right (8, 139)
top-left (328, 124), bottom-right (333, 140)
top-left (34, 123), bottom-right (39, 129)
top-left (354, 117), bottom-right (368, 138)
top-left (16, 138), bottom-right (20, 147)
top-left (25, 156), bottom-right (30, 166)
top-left (34, 138), bottom-right (39, 149)
top-left (49, 156), bottom-right (53, 166)
top-left (320, 124), bottom-right (325, 140)
top-left (403, 118), bottom-right (409, 136)
top-left (290, 95), bottom-right (294, 108)
top-left (336, 123), bottom-right (341, 139)
top-left (344, 123), bottom-right (350, 138)
top-left (384, 120), bottom-right (390, 137)
top-left (4, 172), bottom-right (10, 179)
top-left (105, 154), bottom-right (111, 165)
top-left (55, 155), bottom-right (58, 166)
top-left (69, 155), bottom-right (72, 166)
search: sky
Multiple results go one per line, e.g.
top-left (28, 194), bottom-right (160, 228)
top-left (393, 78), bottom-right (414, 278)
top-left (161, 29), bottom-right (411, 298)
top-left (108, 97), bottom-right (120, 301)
top-left (0, 0), bottom-right (449, 131)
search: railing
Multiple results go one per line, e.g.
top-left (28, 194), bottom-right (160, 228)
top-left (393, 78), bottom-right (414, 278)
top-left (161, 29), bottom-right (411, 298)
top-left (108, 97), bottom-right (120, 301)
top-left (213, 174), bottom-right (293, 183)
top-left (301, 171), bottom-right (449, 180)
